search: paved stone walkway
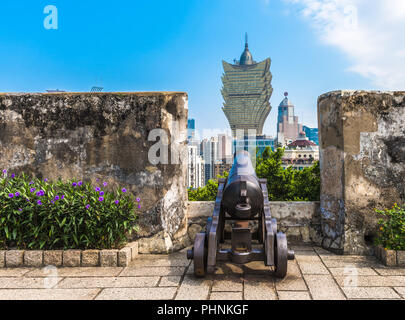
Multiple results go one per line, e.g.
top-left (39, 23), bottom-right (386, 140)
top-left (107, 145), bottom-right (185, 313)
top-left (0, 245), bottom-right (404, 300)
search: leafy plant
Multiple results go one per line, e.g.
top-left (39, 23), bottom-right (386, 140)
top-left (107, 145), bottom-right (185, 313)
top-left (374, 203), bottom-right (405, 250)
top-left (0, 170), bottom-right (140, 250)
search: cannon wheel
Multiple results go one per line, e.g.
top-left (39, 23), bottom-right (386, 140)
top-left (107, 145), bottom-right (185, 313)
top-left (274, 232), bottom-right (288, 278)
top-left (193, 233), bottom-right (207, 277)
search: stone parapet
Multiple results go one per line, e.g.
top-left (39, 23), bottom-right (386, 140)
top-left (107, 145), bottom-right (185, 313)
top-left (318, 91), bottom-right (405, 254)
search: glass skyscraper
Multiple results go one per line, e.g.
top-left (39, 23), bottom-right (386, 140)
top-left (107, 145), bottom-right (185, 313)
top-left (221, 34), bottom-right (273, 137)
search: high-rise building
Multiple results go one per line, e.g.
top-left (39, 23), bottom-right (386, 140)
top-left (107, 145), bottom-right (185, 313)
top-left (276, 92), bottom-right (303, 147)
top-left (221, 34), bottom-right (273, 137)
top-left (217, 133), bottom-right (233, 162)
top-left (201, 137), bottom-right (219, 184)
top-left (303, 126), bottom-right (319, 145)
top-left (187, 119), bottom-right (196, 141)
top-left (187, 145), bottom-right (205, 188)
top-left (233, 134), bottom-right (275, 157)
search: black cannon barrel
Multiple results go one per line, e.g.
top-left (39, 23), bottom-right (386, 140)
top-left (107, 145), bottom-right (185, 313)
top-left (222, 150), bottom-right (263, 219)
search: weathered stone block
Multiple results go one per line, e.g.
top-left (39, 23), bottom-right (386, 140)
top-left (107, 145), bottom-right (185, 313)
top-left (81, 250), bottom-right (100, 267)
top-left (381, 249), bottom-right (397, 267)
top-left (44, 250), bottom-right (63, 266)
top-left (396, 251), bottom-right (405, 267)
top-left (63, 250), bottom-right (81, 267)
top-left (118, 247), bottom-right (131, 267)
top-left (24, 251), bottom-right (43, 267)
top-left (318, 91), bottom-right (405, 254)
top-left (0, 251), bottom-right (5, 268)
top-left (100, 250), bottom-right (118, 267)
top-left (0, 92), bottom-right (188, 254)
top-left (6, 250), bottom-right (24, 267)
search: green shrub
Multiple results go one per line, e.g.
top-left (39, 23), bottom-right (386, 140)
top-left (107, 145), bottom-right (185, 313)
top-left (374, 203), bottom-right (405, 250)
top-left (0, 170), bottom-right (140, 250)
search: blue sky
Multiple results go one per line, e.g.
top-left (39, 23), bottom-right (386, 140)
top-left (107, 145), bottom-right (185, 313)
top-left (1, 0), bottom-right (401, 137)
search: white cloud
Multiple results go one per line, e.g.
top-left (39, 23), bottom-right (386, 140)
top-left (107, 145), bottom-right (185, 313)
top-left (284, 0), bottom-right (405, 89)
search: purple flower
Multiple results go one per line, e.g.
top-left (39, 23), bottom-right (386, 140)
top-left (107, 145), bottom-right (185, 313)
top-left (78, 181), bottom-right (82, 186)
top-left (37, 200), bottom-right (42, 205)
top-left (15, 192), bottom-right (20, 197)
top-left (44, 178), bottom-right (48, 182)
top-left (95, 187), bottom-right (101, 192)
top-left (2, 169), bottom-right (6, 174)
top-left (122, 188), bottom-right (127, 193)
top-left (61, 195), bottom-right (64, 199)
top-left (30, 188), bottom-right (36, 193)
top-left (136, 197), bottom-right (140, 202)
top-left (8, 193), bottom-right (13, 198)
top-left (51, 200), bottom-right (55, 204)
top-left (18, 208), bottom-right (22, 211)
top-left (99, 191), bottom-right (104, 196)
top-left (103, 182), bottom-right (107, 187)
top-left (115, 200), bottom-right (119, 204)
top-left (54, 195), bottom-right (60, 200)
top-left (86, 204), bottom-right (90, 210)
top-left (36, 190), bottom-right (45, 197)
top-left (98, 197), bottom-right (104, 202)
top-left (29, 181), bottom-right (34, 185)
top-left (138, 204), bottom-right (141, 209)
top-left (26, 198), bottom-right (30, 202)
top-left (72, 182), bottom-right (77, 187)
top-left (11, 173), bottom-right (15, 178)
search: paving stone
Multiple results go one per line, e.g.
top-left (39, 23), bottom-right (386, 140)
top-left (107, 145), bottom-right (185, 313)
top-left (328, 267), bottom-right (378, 276)
top-left (132, 256), bottom-right (190, 267)
top-left (374, 268), bottom-right (405, 276)
top-left (210, 292), bottom-right (243, 300)
top-left (212, 277), bottom-right (243, 291)
top-left (121, 266), bottom-right (185, 277)
top-left (63, 250), bottom-right (81, 267)
top-left (0, 277), bottom-right (61, 289)
top-left (277, 291), bottom-right (311, 300)
top-left (57, 276), bottom-right (159, 288)
top-left (6, 250), bottom-right (24, 267)
top-left (394, 287), bottom-right (405, 298)
top-left (96, 287), bottom-right (176, 300)
top-left (0, 288), bottom-right (100, 300)
top-left (243, 261), bottom-right (273, 275)
top-left (304, 275), bottom-right (345, 300)
top-left (321, 255), bottom-right (381, 268)
top-left (244, 276), bottom-right (277, 300)
top-left (158, 276), bottom-right (182, 287)
top-left (214, 262), bottom-right (244, 275)
top-left (118, 247), bottom-right (131, 267)
top-left (25, 267), bottom-right (123, 277)
top-left (44, 251), bottom-right (63, 267)
top-left (0, 268), bottom-right (32, 277)
top-left (0, 251), bottom-right (5, 268)
top-left (24, 251), bottom-right (43, 267)
top-left (100, 250), bottom-right (118, 267)
top-left (343, 287), bottom-right (401, 299)
top-left (275, 276), bottom-right (307, 291)
top-left (175, 275), bottom-right (211, 300)
top-left (334, 275), bottom-right (405, 287)
top-left (313, 247), bottom-right (335, 255)
top-left (82, 250), bottom-right (100, 267)
top-left (295, 252), bottom-right (329, 274)
top-left (291, 245), bottom-right (315, 252)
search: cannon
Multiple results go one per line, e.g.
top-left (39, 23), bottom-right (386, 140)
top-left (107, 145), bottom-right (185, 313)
top-left (187, 150), bottom-right (295, 278)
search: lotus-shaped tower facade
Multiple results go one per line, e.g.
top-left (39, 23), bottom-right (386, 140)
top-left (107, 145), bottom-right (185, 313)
top-left (221, 34), bottom-right (273, 136)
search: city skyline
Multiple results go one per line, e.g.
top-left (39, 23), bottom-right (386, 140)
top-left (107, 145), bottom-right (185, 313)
top-left (1, 1), bottom-right (402, 137)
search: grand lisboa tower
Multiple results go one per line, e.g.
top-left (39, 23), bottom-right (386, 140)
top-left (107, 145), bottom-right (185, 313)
top-left (221, 34), bottom-right (273, 137)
